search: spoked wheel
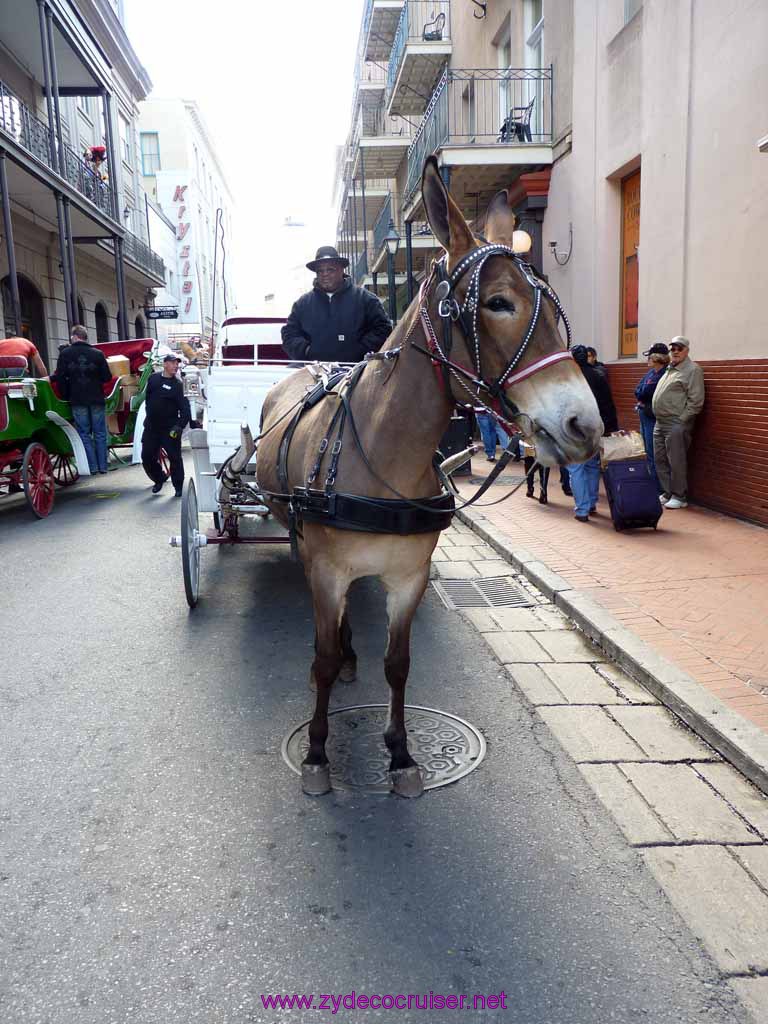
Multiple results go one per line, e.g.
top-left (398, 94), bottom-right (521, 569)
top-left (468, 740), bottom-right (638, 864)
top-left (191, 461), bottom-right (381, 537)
top-left (159, 448), bottom-right (171, 479)
top-left (22, 443), bottom-right (55, 518)
top-left (181, 476), bottom-right (201, 608)
top-left (51, 453), bottom-right (80, 487)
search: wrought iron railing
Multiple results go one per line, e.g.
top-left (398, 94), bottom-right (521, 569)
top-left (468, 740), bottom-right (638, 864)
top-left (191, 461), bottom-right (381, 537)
top-left (0, 78), bottom-right (114, 218)
top-left (122, 229), bottom-right (165, 280)
top-left (405, 67), bottom-right (553, 202)
top-left (387, 1), bottom-right (451, 99)
top-left (353, 246), bottom-right (368, 285)
top-left (372, 195), bottom-right (393, 261)
top-left (354, 102), bottom-right (416, 149)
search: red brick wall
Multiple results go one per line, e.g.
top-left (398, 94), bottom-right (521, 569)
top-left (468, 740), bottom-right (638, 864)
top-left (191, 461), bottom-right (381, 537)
top-left (606, 360), bottom-right (768, 527)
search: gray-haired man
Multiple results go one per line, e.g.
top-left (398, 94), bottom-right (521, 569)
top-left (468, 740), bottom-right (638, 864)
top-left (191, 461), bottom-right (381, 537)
top-left (651, 336), bottom-right (705, 509)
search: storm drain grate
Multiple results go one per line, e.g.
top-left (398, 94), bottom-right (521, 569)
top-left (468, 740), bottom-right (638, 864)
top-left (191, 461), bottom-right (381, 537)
top-left (432, 576), bottom-right (534, 610)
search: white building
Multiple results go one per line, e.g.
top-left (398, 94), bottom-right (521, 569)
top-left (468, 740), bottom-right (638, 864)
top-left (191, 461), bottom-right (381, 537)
top-left (137, 97), bottom-right (236, 342)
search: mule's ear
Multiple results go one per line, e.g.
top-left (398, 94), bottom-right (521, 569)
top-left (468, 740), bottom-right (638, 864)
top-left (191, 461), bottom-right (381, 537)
top-left (421, 156), bottom-right (475, 266)
top-left (484, 189), bottom-right (517, 246)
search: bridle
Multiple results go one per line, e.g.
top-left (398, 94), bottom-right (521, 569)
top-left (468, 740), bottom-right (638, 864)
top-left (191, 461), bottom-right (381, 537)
top-left (413, 242), bottom-right (573, 428)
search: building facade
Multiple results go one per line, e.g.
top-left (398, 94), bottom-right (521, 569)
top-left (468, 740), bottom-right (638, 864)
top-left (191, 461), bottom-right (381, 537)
top-left (334, 0), bottom-right (768, 525)
top-left (0, 0), bottom-right (166, 368)
top-left (138, 97), bottom-right (236, 343)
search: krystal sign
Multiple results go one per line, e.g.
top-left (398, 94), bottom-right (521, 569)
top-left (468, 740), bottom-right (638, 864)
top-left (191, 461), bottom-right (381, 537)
top-left (171, 183), bottom-right (200, 324)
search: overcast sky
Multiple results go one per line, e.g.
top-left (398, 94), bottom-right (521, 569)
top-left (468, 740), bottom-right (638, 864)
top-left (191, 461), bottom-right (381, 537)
top-left (125, 0), bottom-right (362, 311)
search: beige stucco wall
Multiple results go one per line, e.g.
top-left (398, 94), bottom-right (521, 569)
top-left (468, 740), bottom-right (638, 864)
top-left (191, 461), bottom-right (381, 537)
top-left (544, 0), bottom-right (768, 364)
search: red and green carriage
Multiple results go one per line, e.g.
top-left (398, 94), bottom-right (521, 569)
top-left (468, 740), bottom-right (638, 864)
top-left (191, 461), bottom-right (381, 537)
top-left (0, 338), bottom-right (159, 518)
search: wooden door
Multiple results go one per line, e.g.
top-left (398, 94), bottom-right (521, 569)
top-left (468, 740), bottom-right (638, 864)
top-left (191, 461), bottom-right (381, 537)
top-left (620, 170), bottom-right (640, 357)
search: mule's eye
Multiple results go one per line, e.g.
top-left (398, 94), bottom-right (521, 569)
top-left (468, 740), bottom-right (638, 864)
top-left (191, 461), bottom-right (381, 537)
top-left (486, 295), bottom-right (515, 314)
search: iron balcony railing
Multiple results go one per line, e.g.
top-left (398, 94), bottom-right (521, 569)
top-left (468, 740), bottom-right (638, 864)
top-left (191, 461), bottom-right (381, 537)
top-left (351, 57), bottom-right (388, 117)
top-left (122, 228), bottom-right (165, 280)
top-left (353, 102), bottom-right (416, 150)
top-left (0, 78), bottom-right (114, 218)
top-left (372, 194), bottom-right (393, 261)
top-left (387, 1), bottom-right (451, 99)
top-left (353, 246), bottom-right (368, 285)
top-left (405, 67), bottom-right (554, 202)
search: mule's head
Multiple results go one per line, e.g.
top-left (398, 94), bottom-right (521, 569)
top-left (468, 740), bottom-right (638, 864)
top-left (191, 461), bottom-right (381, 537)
top-left (421, 157), bottom-right (602, 466)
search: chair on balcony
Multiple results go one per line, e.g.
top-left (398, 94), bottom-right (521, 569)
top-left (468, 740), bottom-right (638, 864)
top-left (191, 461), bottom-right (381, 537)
top-left (422, 12), bottom-right (446, 41)
top-left (498, 97), bottom-right (536, 143)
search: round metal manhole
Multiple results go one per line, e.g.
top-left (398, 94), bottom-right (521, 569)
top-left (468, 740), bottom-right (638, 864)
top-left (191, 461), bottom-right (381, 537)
top-left (281, 704), bottom-right (486, 794)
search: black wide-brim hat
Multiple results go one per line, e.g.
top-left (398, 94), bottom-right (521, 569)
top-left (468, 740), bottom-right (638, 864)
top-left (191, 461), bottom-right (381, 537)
top-left (306, 245), bottom-right (349, 272)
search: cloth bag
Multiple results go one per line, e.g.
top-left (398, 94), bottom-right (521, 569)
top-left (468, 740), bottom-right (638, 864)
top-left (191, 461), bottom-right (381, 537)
top-left (599, 430), bottom-right (646, 467)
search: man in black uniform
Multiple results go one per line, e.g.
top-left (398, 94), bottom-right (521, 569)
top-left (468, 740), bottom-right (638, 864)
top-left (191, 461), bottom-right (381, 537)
top-left (141, 353), bottom-right (190, 496)
top-left (281, 246), bottom-right (391, 362)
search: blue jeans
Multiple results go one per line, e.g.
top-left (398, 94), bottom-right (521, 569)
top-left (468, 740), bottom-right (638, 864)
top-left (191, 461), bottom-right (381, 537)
top-left (71, 404), bottom-right (108, 473)
top-left (567, 453), bottom-right (601, 516)
top-left (476, 412), bottom-right (510, 458)
top-left (638, 410), bottom-right (662, 493)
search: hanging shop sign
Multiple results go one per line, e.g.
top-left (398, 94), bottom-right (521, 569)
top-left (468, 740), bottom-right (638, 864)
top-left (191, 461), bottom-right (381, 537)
top-left (145, 306), bottom-right (179, 320)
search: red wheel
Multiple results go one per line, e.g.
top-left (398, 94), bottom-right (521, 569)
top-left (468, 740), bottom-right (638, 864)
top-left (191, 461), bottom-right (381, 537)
top-left (51, 453), bottom-right (80, 487)
top-left (159, 448), bottom-right (171, 478)
top-left (22, 443), bottom-right (55, 518)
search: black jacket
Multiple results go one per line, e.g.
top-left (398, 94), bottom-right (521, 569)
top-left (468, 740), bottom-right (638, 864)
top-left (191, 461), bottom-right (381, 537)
top-left (281, 277), bottom-right (392, 362)
top-left (143, 372), bottom-right (191, 433)
top-left (55, 341), bottom-right (112, 406)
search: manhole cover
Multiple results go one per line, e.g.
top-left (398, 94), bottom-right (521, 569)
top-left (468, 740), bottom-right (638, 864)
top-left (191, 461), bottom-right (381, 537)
top-left (432, 576), bottom-right (533, 610)
top-left (281, 704), bottom-right (486, 794)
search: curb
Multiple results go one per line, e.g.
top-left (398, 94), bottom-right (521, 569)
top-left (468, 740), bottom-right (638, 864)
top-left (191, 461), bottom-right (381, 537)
top-left (456, 507), bottom-right (768, 798)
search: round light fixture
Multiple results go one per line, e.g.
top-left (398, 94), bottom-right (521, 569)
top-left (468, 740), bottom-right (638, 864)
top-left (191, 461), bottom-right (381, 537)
top-left (512, 230), bottom-right (532, 255)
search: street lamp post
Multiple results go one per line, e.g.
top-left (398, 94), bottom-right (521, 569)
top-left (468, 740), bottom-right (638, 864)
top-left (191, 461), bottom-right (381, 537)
top-left (384, 218), bottom-right (400, 324)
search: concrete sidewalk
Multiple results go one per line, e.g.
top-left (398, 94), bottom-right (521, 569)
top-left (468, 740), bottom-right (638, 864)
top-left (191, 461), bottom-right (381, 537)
top-left (455, 464), bottom-right (768, 795)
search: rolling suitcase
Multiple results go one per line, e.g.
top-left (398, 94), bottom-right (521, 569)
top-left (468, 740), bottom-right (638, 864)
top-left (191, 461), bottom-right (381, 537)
top-left (602, 458), bottom-right (662, 531)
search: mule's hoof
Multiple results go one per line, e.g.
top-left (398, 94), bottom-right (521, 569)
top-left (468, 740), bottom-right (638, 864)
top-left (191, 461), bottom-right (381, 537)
top-left (301, 763), bottom-right (332, 796)
top-left (338, 662), bottom-right (357, 684)
top-left (390, 765), bottom-right (424, 799)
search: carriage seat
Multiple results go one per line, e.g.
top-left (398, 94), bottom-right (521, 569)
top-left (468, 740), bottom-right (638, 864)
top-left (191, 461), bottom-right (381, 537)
top-left (0, 355), bottom-right (28, 379)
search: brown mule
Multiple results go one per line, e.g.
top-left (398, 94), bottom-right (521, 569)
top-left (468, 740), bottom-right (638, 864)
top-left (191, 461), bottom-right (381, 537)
top-left (256, 158), bottom-right (602, 798)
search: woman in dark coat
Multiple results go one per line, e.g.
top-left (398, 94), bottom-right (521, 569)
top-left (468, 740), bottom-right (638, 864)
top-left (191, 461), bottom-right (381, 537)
top-left (634, 343), bottom-right (670, 493)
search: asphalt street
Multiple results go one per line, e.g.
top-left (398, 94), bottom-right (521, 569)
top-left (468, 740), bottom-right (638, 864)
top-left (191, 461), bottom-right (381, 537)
top-left (0, 462), bottom-right (749, 1024)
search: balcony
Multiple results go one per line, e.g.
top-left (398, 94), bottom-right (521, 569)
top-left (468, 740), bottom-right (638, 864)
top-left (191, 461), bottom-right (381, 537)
top-left (387, 0), bottom-right (451, 117)
top-left (122, 229), bottom-right (165, 282)
top-left (342, 175), bottom-right (390, 233)
top-left (370, 197), bottom-right (438, 275)
top-left (351, 103), bottom-right (416, 179)
top-left (0, 78), bottom-right (114, 220)
top-left (353, 247), bottom-right (369, 286)
top-left (353, 59), bottom-right (388, 115)
top-left (404, 67), bottom-right (554, 215)
top-left (360, 0), bottom-right (405, 62)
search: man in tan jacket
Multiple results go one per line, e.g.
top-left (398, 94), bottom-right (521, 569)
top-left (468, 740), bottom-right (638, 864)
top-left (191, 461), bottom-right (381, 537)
top-left (651, 336), bottom-right (705, 509)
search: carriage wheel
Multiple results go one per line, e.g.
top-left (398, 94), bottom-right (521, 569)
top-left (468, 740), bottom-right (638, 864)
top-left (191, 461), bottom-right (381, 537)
top-left (181, 476), bottom-right (200, 609)
top-left (159, 448), bottom-right (171, 479)
top-left (22, 443), bottom-right (55, 518)
top-left (51, 453), bottom-right (80, 487)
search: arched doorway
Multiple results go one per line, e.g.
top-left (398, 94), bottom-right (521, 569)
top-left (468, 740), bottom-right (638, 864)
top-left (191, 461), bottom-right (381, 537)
top-left (77, 295), bottom-right (86, 328)
top-left (134, 314), bottom-right (146, 338)
top-left (94, 302), bottom-right (110, 343)
top-left (2, 274), bottom-right (49, 368)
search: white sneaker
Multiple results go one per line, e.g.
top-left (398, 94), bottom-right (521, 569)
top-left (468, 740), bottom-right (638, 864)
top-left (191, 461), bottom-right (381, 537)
top-left (659, 494), bottom-right (669, 505)
top-left (664, 497), bottom-right (688, 509)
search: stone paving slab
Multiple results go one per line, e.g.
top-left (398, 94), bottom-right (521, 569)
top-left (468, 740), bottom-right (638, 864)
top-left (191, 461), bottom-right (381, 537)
top-left (728, 978), bottom-right (768, 1024)
top-left (470, 559), bottom-right (517, 576)
top-left (643, 846), bottom-right (768, 973)
top-left (505, 664), bottom-right (564, 705)
top-left (578, 764), bottom-right (674, 845)
top-left (593, 663), bottom-right (658, 704)
top-left (538, 706), bottom-right (645, 761)
top-left (533, 629), bottom-right (601, 663)
top-left (485, 631), bottom-right (551, 664)
top-left (697, 764), bottom-right (768, 841)
top-left (539, 663), bottom-right (627, 704)
top-left (432, 561), bottom-right (480, 579)
top-left (621, 764), bottom-right (758, 843)
top-left (729, 845), bottom-right (768, 891)
top-left (610, 706), bottom-right (714, 761)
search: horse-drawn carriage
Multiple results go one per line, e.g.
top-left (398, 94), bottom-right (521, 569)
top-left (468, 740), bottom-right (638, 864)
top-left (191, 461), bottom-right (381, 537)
top-left (0, 337), bottom-right (158, 517)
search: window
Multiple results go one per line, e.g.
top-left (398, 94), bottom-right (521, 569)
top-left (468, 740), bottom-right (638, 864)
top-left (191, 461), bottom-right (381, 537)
top-left (94, 302), bottom-right (109, 343)
top-left (119, 114), bottom-right (132, 165)
top-left (77, 95), bottom-right (92, 120)
top-left (140, 132), bottom-right (161, 174)
top-left (625, 0), bottom-right (642, 23)
top-left (523, 0), bottom-right (545, 138)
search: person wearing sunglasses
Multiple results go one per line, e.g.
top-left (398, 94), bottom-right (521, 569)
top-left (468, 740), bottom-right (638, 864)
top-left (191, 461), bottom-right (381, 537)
top-left (651, 336), bottom-right (705, 509)
top-left (281, 246), bottom-right (392, 364)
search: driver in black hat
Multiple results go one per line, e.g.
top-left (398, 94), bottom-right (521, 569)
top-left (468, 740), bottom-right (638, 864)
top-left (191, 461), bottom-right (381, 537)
top-left (281, 246), bottom-right (392, 363)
